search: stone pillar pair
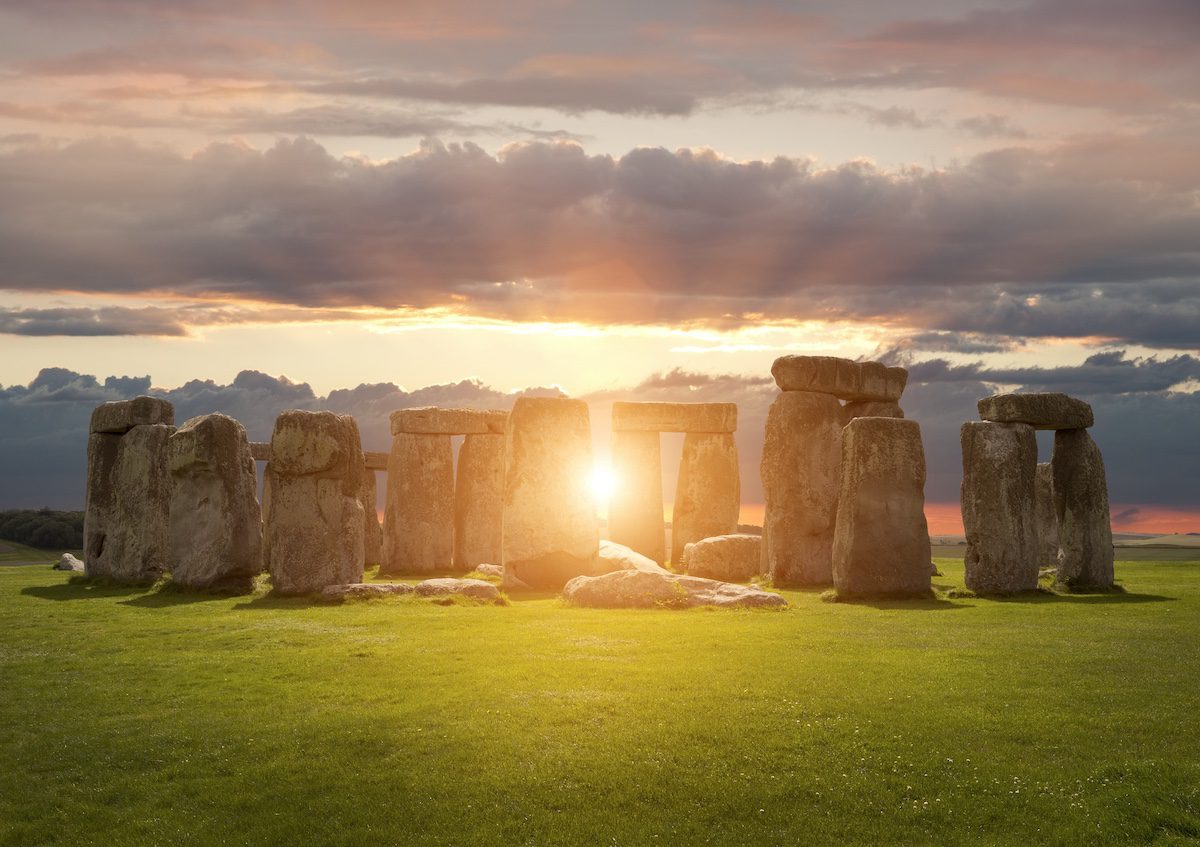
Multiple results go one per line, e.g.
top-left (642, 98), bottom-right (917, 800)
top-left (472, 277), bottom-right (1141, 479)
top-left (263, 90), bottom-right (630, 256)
top-left (607, 402), bottom-right (739, 566)
top-left (382, 408), bottom-right (507, 574)
top-left (961, 393), bottom-right (1112, 592)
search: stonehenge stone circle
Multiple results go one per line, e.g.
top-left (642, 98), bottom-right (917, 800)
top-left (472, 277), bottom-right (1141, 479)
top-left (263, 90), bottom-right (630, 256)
top-left (960, 421), bottom-right (1039, 593)
top-left (760, 390), bottom-right (843, 586)
top-left (1052, 429), bottom-right (1115, 588)
top-left (671, 432), bottom-right (740, 565)
top-left (84, 396), bottom-right (175, 582)
top-left (683, 533), bottom-right (761, 582)
top-left (167, 413), bottom-right (263, 591)
top-left (454, 432), bottom-right (505, 570)
top-left (383, 432), bottom-right (454, 573)
top-left (501, 396), bottom-right (599, 589)
top-left (832, 417), bottom-right (932, 598)
top-left (607, 429), bottom-right (665, 563)
top-left (977, 392), bottom-right (1094, 430)
top-left (1033, 462), bottom-right (1059, 567)
top-left (771, 355), bottom-right (907, 402)
top-left (264, 410), bottom-right (365, 594)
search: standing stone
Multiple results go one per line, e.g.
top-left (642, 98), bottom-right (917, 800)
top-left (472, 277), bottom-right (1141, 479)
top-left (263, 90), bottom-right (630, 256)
top-left (1033, 462), bottom-right (1059, 567)
top-left (382, 433), bottom-right (454, 574)
top-left (167, 413), bottom-right (262, 591)
top-left (608, 430), bottom-right (665, 564)
top-left (960, 421), bottom-right (1039, 594)
top-left (1052, 429), bottom-right (1115, 588)
top-left (501, 397), bottom-right (598, 589)
top-left (760, 390), bottom-right (842, 586)
top-left (264, 411), bottom-right (365, 595)
top-left (671, 432), bottom-right (740, 565)
top-left (832, 417), bottom-right (931, 597)
top-left (454, 433), bottom-right (505, 570)
top-left (843, 401), bottom-right (904, 424)
top-left (361, 468), bottom-right (382, 566)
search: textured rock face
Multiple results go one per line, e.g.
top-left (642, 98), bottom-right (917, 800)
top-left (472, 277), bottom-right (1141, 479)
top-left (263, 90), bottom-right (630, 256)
top-left (167, 413), bottom-right (263, 590)
top-left (383, 433), bottom-right (454, 573)
top-left (53, 553), bottom-right (85, 572)
top-left (89, 395), bottom-right (174, 434)
top-left (361, 469), bottom-right (382, 566)
top-left (683, 534), bottom-right (761, 582)
top-left (563, 569), bottom-right (786, 609)
top-left (760, 390), bottom-right (842, 586)
top-left (832, 417), bottom-right (932, 597)
top-left (1052, 429), bottom-right (1115, 588)
top-left (611, 401), bottom-right (737, 433)
top-left (771, 356), bottom-right (907, 402)
top-left (454, 433), bottom-right (505, 570)
top-left (501, 397), bottom-right (599, 589)
top-left (977, 393), bottom-right (1094, 430)
top-left (1033, 462), bottom-right (1060, 567)
top-left (671, 433), bottom-right (740, 565)
top-left (264, 411), bottom-right (365, 595)
top-left (414, 577), bottom-right (501, 601)
top-left (608, 430), bottom-right (665, 563)
top-left (842, 401), bottom-right (904, 424)
top-left (597, 540), bottom-right (672, 575)
top-left (320, 582), bottom-right (414, 601)
top-left (390, 407), bottom-right (507, 435)
top-left (960, 421), bottom-right (1039, 594)
top-left (84, 421), bottom-right (174, 582)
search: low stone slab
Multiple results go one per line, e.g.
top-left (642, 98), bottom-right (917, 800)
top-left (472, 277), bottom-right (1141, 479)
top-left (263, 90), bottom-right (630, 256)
top-left (319, 583), bottom-right (415, 601)
top-left (414, 577), bottom-right (502, 602)
top-left (771, 356), bottom-right (907, 402)
top-left (390, 407), bottom-right (507, 435)
top-left (563, 569), bottom-right (786, 609)
top-left (474, 563), bottom-right (503, 578)
top-left (684, 534), bottom-right (761, 582)
top-left (597, 540), bottom-right (671, 575)
top-left (90, 396), bottom-right (174, 434)
top-left (977, 393), bottom-right (1094, 430)
top-left (611, 401), bottom-right (737, 433)
top-left (53, 553), bottom-right (85, 572)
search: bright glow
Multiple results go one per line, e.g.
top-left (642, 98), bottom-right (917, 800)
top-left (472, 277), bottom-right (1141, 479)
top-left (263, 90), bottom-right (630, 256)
top-left (589, 463), bottom-right (618, 503)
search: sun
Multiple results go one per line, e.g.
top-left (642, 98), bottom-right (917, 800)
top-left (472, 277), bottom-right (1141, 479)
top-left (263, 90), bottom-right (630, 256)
top-left (589, 463), bottom-right (618, 503)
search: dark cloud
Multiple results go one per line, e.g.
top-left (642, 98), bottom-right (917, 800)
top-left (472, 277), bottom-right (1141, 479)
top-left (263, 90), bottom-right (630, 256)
top-left (901, 351), bottom-right (1200, 395)
top-left (0, 306), bottom-right (189, 336)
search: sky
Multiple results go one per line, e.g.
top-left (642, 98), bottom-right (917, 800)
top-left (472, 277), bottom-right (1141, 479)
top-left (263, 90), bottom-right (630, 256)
top-left (0, 0), bottom-right (1198, 532)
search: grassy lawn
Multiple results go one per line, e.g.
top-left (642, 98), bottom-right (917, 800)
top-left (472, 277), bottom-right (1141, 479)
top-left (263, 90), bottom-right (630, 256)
top-left (2, 557), bottom-right (1199, 846)
top-left (0, 541), bottom-right (78, 566)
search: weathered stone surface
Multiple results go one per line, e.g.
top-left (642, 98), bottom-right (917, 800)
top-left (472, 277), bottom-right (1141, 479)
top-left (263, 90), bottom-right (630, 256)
top-left (611, 401), bottom-right (737, 433)
top-left (390, 407), bottom-right (507, 435)
top-left (454, 433), bottom-right (504, 570)
top-left (842, 401), bottom-right (904, 424)
top-left (684, 534), bottom-right (761, 582)
top-left (90, 395), bottom-right (174, 434)
top-left (1052, 429), bottom-right (1115, 588)
top-left (363, 451), bottom-right (388, 471)
top-left (53, 553), bottom-right (85, 572)
top-left (84, 423), bottom-right (174, 582)
top-left (771, 356), bottom-right (907, 402)
top-left (760, 390), bottom-right (842, 586)
top-left (501, 397), bottom-right (599, 589)
top-left (361, 468), bottom-right (382, 566)
top-left (607, 430), bottom-right (665, 563)
top-left (382, 433), bottom-right (454, 574)
top-left (832, 417), bottom-right (932, 598)
top-left (960, 421), bottom-right (1039, 594)
top-left (167, 413), bottom-right (263, 590)
top-left (977, 392), bottom-right (1094, 430)
top-left (1033, 462), bottom-right (1059, 567)
top-left (414, 577), bottom-right (502, 601)
top-left (563, 569), bottom-right (786, 609)
top-left (264, 411), bottom-right (365, 595)
top-left (319, 582), bottom-right (415, 601)
top-left (474, 563), bottom-right (504, 577)
top-left (597, 539), bottom-right (672, 575)
top-left (249, 441), bottom-right (271, 462)
top-left (671, 432), bottom-right (740, 565)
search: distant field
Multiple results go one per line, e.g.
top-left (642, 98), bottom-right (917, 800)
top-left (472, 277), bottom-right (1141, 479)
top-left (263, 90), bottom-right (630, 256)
top-left (0, 540), bottom-right (77, 565)
top-left (932, 543), bottom-right (1200, 562)
top-left (3, 557), bottom-right (1199, 846)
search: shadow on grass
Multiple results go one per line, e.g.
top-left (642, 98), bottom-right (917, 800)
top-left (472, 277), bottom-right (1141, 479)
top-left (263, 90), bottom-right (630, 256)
top-left (120, 586), bottom-right (241, 608)
top-left (21, 580), bottom-right (151, 602)
top-left (985, 588), bottom-right (1173, 604)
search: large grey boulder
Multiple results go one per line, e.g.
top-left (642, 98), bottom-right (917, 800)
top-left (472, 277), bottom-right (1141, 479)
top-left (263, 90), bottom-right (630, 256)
top-left (832, 417), bottom-right (932, 598)
top-left (563, 569), bottom-right (786, 609)
top-left (167, 413), bottom-right (263, 591)
top-left (771, 356), bottom-right (907, 402)
top-left (382, 432), bottom-right (454, 574)
top-left (264, 410), bottom-right (365, 595)
top-left (960, 421), bottom-right (1039, 594)
top-left (1033, 462), bottom-right (1060, 567)
top-left (1052, 429), bottom-right (1115, 588)
top-left (501, 397), bottom-right (599, 589)
top-left (607, 429), bottom-right (665, 563)
top-left (684, 534), bottom-right (761, 582)
top-left (453, 433), bottom-right (505, 570)
top-left (977, 393), bottom-right (1094, 430)
top-left (53, 553), bottom-right (85, 572)
top-left (760, 390), bottom-right (842, 586)
top-left (671, 432), bottom-right (740, 565)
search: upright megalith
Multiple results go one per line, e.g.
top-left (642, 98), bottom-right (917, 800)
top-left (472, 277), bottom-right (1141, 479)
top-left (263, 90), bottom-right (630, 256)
top-left (832, 417), bottom-right (931, 598)
top-left (502, 397), bottom-right (598, 589)
top-left (84, 396), bottom-right (175, 582)
top-left (1033, 462), bottom-right (1059, 567)
top-left (454, 432), bottom-right (505, 569)
top-left (361, 468), bottom-right (382, 566)
top-left (383, 431), bottom-right (454, 573)
top-left (760, 390), bottom-right (842, 585)
top-left (608, 430), bottom-right (664, 564)
top-left (264, 410), bottom-right (365, 594)
top-left (960, 421), bottom-right (1039, 593)
top-left (671, 432), bottom-right (740, 565)
top-left (1052, 429), bottom-right (1115, 588)
top-left (167, 413), bottom-right (262, 590)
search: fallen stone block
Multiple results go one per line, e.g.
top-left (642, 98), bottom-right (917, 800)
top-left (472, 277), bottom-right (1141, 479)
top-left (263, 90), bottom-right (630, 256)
top-left (683, 534), bottom-right (761, 582)
top-left (414, 577), bottom-right (502, 601)
top-left (319, 583), bottom-right (415, 601)
top-left (563, 569), bottom-right (786, 609)
top-left (53, 553), bottom-right (85, 572)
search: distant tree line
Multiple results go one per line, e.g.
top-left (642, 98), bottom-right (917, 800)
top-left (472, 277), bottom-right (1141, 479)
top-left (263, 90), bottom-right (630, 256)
top-left (0, 509), bottom-right (84, 550)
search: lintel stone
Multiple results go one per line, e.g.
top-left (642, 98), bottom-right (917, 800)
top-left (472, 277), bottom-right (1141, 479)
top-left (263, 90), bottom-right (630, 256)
top-left (977, 392), bottom-right (1094, 430)
top-left (771, 356), bottom-right (907, 402)
top-left (90, 395), bottom-right (174, 434)
top-left (389, 407), bottom-right (507, 435)
top-left (611, 401), bottom-right (737, 433)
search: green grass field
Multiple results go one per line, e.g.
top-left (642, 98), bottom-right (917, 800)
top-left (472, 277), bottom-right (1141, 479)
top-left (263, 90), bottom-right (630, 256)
top-left (0, 540), bottom-right (79, 566)
top-left (3, 557), bottom-right (1199, 846)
